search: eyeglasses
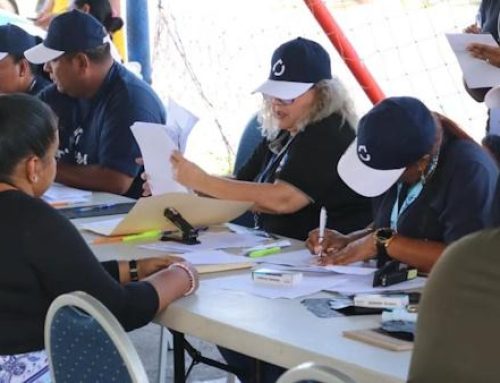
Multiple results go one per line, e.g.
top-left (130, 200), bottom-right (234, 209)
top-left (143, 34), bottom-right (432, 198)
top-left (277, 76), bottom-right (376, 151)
top-left (263, 95), bottom-right (296, 105)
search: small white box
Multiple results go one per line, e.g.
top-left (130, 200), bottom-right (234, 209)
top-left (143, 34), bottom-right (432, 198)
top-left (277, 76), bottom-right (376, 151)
top-left (353, 294), bottom-right (409, 309)
top-left (251, 268), bottom-right (303, 286)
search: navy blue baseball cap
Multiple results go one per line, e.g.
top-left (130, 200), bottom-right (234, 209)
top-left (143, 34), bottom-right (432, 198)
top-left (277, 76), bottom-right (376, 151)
top-left (25, 10), bottom-right (108, 64)
top-left (254, 37), bottom-right (332, 99)
top-left (338, 97), bottom-right (437, 197)
top-left (0, 24), bottom-right (38, 61)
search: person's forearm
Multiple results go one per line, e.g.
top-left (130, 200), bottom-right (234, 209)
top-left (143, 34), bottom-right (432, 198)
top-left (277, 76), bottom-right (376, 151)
top-left (387, 235), bottom-right (446, 273)
top-left (194, 175), bottom-right (307, 214)
top-left (346, 225), bottom-right (374, 243)
top-left (145, 268), bottom-right (190, 312)
top-left (56, 162), bottom-right (134, 195)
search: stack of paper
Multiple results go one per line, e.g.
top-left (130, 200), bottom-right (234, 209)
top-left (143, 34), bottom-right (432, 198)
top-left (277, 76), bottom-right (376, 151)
top-left (42, 183), bottom-right (92, 206)
top-left (173, 250), bottom-right (252, 265)
top-left (131, 122), bottom-right (187, 195)
top-left (140, 232), bottom-right (266, 253)
top-left (202, 273), bottom-right (348, 299)
top-left (130, 100), bottom-right (198, 196)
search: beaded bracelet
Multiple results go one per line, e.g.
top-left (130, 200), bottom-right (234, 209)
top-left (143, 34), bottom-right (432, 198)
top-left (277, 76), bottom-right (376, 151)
top-left (168, 262), bottom-right (196, 296)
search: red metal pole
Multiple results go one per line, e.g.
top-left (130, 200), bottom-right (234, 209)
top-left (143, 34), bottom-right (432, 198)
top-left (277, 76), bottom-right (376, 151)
top-left (304, 0), bottom-right (385, 105)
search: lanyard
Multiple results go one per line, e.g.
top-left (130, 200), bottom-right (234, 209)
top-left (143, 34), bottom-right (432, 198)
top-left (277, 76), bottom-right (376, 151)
top-left (256, 135), bottom-right (295, 183)
top-left (389, 152), bottom-right (439, 230)
top-left (254, 134), bottom-right (295, 229)
top-left (390, 181), bottom-right (423, 231)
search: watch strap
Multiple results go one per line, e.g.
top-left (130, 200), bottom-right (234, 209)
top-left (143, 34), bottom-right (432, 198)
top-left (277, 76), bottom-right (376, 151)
top-left (129, 260), bottom-right (139, 282)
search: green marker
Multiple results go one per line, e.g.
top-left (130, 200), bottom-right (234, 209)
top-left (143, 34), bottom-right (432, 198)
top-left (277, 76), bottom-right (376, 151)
top-left (248, 246), bottom-right (281, 258)
top-left (122, 230), bottom-right (163, 243)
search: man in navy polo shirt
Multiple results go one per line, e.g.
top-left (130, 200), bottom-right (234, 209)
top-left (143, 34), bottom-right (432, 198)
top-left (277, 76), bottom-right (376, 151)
top-left (25, 10), bottom-right (165, 198)
top-left (0, 24), bottom-right (50, 95)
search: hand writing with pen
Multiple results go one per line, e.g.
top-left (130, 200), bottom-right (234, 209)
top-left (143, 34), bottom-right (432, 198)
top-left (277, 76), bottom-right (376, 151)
top-left (306, 228), bottom-right (376, 266)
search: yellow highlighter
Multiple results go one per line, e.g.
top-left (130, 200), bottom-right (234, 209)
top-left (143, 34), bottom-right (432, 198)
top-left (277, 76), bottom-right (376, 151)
top-left (122, 230), bottom-right (163, 243)
top-left (248, 247), bottom-right (281, 258)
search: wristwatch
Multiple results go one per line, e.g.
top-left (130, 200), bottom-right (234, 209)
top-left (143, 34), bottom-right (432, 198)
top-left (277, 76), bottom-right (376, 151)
top-left (374, 228), bottom-right (395, 267)
top-left (129, 260), bottom-right (139, 282)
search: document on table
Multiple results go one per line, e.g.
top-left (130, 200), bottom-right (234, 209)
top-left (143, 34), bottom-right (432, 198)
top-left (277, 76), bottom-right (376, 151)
top-left (81, 193), bottom-right (252, 236)
top-left (42, 183), bottom-right (92, 205)
top-left (446, 33), bottom-right (500, 88)
top-left (140, 232), bottom-right (266, 253)
top-left (165, 98), bottom-right (198, 154)
top-left (131, 122), bottom-right (187, 195)
top-left (202, 273), bottom-right (348, 299)
top-left (170, 250), bottom-right (252, 265)
top-left (324, 274), bottom-right (427, 295)
top-left (258, 249), bottom-right (376, 275)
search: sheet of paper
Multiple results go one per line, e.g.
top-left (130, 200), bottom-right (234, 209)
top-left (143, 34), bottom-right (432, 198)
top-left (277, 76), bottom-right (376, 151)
top-left (42, 183), bottom-right (92, 205)
top-left (202, 273), bottom-right (348, 299)
top-left (168, 250), bottom-right (252, 265)
top-left (256, 250), bottom-right (379, 275)
top-left (324, 274), bottom-right (427, 295)
top-left (254, 249), bottom-right (313, 267)
top-left (131, 122), bottom-right (187, 195)
top-left (323, 265), bottom-right (377, 275)
top-left (446, 33), bottom-right (500, 88)
top-left (258, 262), bottom-right (376, 275)
top-left (81, 193), bottom-right (252, 236)
top-left (140, 232), bottom-right (266, 253)
top-left (165, 98), bottom-right (199, 153)
top-left (81, 217), bottom-right (123, 236)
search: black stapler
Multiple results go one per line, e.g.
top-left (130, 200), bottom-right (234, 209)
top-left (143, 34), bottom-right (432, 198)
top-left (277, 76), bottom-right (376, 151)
top-left (161, 207), bottom-right (200, 245)
top-left (373, 260), bottom-right (418, 287)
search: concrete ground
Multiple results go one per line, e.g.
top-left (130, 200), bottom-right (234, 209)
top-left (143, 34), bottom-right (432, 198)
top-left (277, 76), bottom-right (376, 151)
top-left (129, 322), bottom-right (232, 383)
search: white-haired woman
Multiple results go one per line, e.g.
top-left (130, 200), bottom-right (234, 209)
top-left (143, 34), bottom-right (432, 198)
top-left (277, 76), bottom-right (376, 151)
top-left (170, 37), bottom-right (371, 242)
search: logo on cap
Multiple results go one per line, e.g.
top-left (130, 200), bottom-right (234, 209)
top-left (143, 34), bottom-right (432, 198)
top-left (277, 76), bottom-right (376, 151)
top-left (272, 59), bottom-right (285, 77)
top-left (358, 145), bottom-right (371, 162)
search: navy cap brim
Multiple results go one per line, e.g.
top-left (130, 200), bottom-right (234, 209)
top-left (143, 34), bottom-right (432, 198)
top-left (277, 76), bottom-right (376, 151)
top-left (25, 42), bottom-right (64, 64)
top-left (253, 79), bottom-right (313, 99)
top-left (338, 141), bottom-right (405, 197)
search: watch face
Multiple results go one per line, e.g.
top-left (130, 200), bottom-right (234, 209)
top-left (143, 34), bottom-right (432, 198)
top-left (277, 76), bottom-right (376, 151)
top-left (377, 228), bottom-right (394, 241)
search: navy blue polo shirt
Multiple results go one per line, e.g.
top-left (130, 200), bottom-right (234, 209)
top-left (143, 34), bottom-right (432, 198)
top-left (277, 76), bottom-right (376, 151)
top-left (373, 134), bottom-right (498, 243)
top-left (480, 0), bottom-right (500, 42)
top-left (39, 62), bottom-right (166, 198)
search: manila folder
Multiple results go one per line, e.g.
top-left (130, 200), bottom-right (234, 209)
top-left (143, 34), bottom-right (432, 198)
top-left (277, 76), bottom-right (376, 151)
top-left (83, 193), bottom-right (252, 236)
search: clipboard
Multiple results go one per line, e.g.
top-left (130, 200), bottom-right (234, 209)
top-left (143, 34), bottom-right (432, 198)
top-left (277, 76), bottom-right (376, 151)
top-left (81, 193), bottom-right (252, 236)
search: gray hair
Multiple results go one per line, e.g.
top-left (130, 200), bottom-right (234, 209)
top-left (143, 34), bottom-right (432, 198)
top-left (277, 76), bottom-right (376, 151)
top-left (258, 77), bottom-right (358, 140)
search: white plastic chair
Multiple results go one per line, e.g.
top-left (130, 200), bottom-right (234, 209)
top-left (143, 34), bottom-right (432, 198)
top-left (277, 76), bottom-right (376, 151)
top-left (276, 362), bottom-right (355, 383)
top-left (45, 291), bottom-right (149, 383)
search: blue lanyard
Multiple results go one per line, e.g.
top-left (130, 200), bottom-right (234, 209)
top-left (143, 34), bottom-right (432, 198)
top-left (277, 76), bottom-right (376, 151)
top-left (390, 182), bottom-right (423, 231)
top-left (389, 152), bottom-right (439, 230)
top-left (256, 136), bottom-right (294, 183)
